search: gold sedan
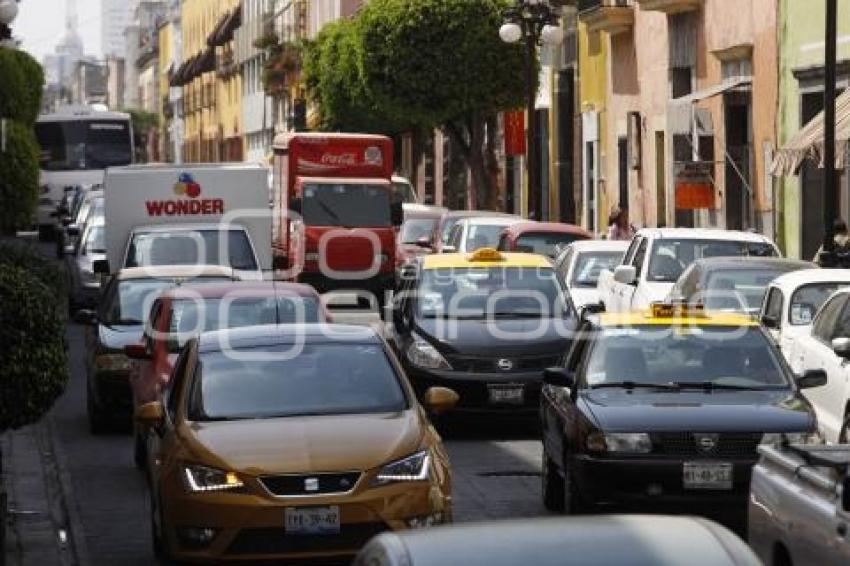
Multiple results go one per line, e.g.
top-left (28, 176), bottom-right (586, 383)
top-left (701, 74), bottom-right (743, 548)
top-left (138, 323), bottom-right (457, 563)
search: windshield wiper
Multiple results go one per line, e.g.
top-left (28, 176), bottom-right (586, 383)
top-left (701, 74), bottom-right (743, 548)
top-left (590, 381), bottom-right (682, 391)
top-left (669, 381), bottom-right (776, 391)
top-left (112, 318), bottom-right (143, 326)
top-left (491, 310), bottom-right (545, 318)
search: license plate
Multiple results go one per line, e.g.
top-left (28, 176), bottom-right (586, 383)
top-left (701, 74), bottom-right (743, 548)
top-left (488, 384), bottom-right (524, 405)
top-left (683, 463), bottom-right (733, 490)
top-left (285, 506), bottom-right (341, 536)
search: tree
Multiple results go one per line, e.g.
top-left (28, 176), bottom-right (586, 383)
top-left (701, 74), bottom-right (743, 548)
top-left (125, 108), bottom-right (159, 162)
top-left (355, 0), bottom-right (529, 207)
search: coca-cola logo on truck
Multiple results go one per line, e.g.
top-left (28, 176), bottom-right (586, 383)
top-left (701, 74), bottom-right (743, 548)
top-left (145, 173), bottom-right (225, 216)
top-left (320, 153), bottom-right (357, 166)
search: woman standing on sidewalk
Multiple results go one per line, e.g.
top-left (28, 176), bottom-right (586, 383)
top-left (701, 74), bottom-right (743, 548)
top-left (606, 206), bottom-right (636, 241)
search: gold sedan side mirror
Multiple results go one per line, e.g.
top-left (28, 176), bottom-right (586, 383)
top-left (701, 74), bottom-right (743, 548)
top-left (135, 401), bottom-right (164, 429)
top-left (423, 387), bottom-right (459, 415)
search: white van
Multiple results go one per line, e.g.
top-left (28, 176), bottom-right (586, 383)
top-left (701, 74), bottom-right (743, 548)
top-left (100, 164), bottom-right (272, 279)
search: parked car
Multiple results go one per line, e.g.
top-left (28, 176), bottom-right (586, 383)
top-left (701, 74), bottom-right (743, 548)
top-left (396, 204), bottom-right (448, 282)
top-left (791, 287), bottom-right (850, 442)
top-left (540, 304), bottom-right (823, 517)
top-left (668, 257), bottom-right (813, 316)
top-left (554, 240), bottom-right (629, 311)
top-left (759, 268), bottom-right (850, 363)
top-left (444, 216), bottom-right (523, 254)
top-left (57, 188), bottom-right (103, 258)
top-left (355, 516), bottom-right (761, 566)
top-left (497, 221), bottom-right (591, 259)
top-left (74, 265), bottom-right (241, 432)
top-left (65, 218), bottom-right (106, 311)
top-left (431, 210), bottom-right (518, 253)
top-left (597, 228), bottom-right (779, 313)
top-left (139, 324), bottom-right (457, 563)
top-left (125, 281), bottom-right (328, 467)
top-left (749, 443), bottom-right (850, 566)
top-left (390, 248), bottom-right (575, 413)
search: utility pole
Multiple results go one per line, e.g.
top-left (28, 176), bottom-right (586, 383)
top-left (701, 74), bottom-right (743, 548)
top-left (822, 0), bottom-right (838, 262)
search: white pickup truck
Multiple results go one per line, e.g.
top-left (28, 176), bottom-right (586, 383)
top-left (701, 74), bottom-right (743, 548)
top-left (597, 228), bottom-right (779, 313)
top-left (749, 443), bottom-right (850, 566)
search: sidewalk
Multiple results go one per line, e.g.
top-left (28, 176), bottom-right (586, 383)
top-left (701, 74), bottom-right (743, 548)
top-left (2, 421), bottom-right (77, 566)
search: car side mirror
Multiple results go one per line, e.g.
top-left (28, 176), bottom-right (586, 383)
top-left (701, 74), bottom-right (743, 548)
top-left (833, 337), bottom-right (850, 359)
top-left (391, 202), bottom-right (404, 227)
top-left (422, 387), bottom-right (459, 415)
top-left (796, 369), bottom-right (828, 390)
top-left (73, 309), bottom-right (97, 325)
top-left (415, 236), bottom-right (432, 249)
top-left (543, 367), bottom-right (575, 389)
top-left (124, 343), bottom-right (151, 360)
top-left (613, 265), bottom-right (637, 285)
top-left (762, 314), bottom-right (779, 330)
top-left (92, 259), bottom-right (109, 274)
top-left (135, 401), bottom-right (164, 429)
top-left (66, 225), bottom-right (80, 237)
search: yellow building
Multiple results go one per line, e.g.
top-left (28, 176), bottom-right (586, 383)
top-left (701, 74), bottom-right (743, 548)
top-left (181, 0), bottom-right (243, 162)
top-left (158, 21), bottom-right (173, 161)
top-left (577, 20), bottom-right (609, 234)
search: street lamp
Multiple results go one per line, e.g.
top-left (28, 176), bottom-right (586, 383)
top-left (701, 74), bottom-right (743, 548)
top-left (500, 0), bottom-right (563, 221)
top-left (0, 0), bottom-right (19, 47)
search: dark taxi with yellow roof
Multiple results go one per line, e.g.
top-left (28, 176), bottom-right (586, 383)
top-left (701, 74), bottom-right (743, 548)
top-left (389, 248), bottom-right (576, 413)
top-left (540, 303), bottom-right (826, 516)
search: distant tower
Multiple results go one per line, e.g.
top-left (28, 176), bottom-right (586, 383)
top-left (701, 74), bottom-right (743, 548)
top-left (101, 0), bottom-right (134, 58)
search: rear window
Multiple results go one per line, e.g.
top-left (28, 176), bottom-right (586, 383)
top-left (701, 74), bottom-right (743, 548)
top-left (790, 283), bottom-right (847, 325)
top-left (515, 232), bottom-right (586, 258)
top-left (648, 239), bottom-right (777, 283)
top-left (189, 344), bottom-right (408, 420)
top-left (572, 252), bottom-right (624, 288)
top-left (126, 229), bottom-right (258, 271)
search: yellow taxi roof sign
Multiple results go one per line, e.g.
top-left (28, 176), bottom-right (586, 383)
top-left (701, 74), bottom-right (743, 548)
top-left (650, 301), bottom-right (705, 319)
top-left (469, 247), bottom-right (504, 262)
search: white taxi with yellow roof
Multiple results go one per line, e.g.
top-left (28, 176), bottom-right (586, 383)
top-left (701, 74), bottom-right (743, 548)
top-left (389, 248), bottom-right (577, 413)
top-left (540, 301), bottom-right (825, 516)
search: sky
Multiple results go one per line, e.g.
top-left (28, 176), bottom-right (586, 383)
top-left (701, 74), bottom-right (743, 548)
top-left (15, 0), bottom-right (102, 61)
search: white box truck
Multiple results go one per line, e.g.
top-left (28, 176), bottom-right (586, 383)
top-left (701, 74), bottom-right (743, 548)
top-left (98, 164), bottom-right (272, 279)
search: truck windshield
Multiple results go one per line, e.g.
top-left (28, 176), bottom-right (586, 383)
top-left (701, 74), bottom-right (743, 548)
top-left (302, 183), bottom-right (391, 228)
top-left (126, 230), bottom-right (258, 271)
top-left (35, 120), bottom-right (132, 171)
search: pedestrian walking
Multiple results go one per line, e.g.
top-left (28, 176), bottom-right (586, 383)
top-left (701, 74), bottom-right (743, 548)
top-left (606, 206), bottom-right (636, 241)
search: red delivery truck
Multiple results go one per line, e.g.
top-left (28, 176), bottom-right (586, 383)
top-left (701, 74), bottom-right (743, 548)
top-left (271, 133), bottom-right (403, 297)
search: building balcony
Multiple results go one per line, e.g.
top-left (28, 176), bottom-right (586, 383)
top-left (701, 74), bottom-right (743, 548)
top-left (578, 0), bottom-right (635, 36)
top-left (635, 0), bottom-right (701, 14)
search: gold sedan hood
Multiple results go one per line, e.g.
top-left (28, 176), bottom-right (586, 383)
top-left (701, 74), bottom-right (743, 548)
top-left (185, 410), bottom-right (424, 475)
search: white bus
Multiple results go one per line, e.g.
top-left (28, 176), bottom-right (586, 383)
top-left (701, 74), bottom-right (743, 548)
top-left (35, 105), bottom-right (134, 239)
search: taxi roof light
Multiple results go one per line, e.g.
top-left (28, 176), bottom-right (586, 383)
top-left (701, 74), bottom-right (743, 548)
top-left (650, 301), bottom-right (706, 319)
top-left (469, 247), bottom-right (504, 262)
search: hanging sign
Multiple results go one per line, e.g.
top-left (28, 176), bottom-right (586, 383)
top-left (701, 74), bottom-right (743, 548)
top-left (675, 162), bottom-right (715, 209)
top-left (504, 110), bottom-right (526, 157)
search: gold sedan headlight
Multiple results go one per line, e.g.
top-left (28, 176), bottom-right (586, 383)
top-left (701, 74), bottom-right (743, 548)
top-left (183, 464), bottom-right (245, 493)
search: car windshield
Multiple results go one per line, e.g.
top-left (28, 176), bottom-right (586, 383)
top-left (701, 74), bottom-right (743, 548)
top-left (701, 268), bottom-right (802, 313)
top-left (101, 277), bottom-right (233, 326)
top-left (572, 252), bottom-right (624, 288)
top-left (465, 224), bottom-right (512, 251)
top-left (167, 296), bottom-right (323, 350)
top-left (400, 217), bottom-right (438, 244)
top-left (790, 283), bottom-right (848, 325)
top-left (126, 230), bottom-right (258, 271)
top-left (189, 344), bottom-right (408, 420)
top-left (416, 266), bottom-right (571, 319)
top-left (35, 120), bottom-right (132, 171)
top-left (83, 225), bottom-right (106, 254)
top-left (585, 326), bottom-right (789, 389)
top-left (515, 233), bottom-right (585, 258)
top-left (302, 183), bottom-right (391, 227)
top-left (648, 239), bottom-right (777, 283)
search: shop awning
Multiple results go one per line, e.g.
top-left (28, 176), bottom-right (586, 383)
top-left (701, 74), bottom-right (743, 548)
top-left (207, 6), bottom-right (242, 47)
top-left (772, 89), bottom-right (850, 176)
top-left (668, 78), bottom-right (752, 135)
top-left (169, 55), bottom-right (196, 87)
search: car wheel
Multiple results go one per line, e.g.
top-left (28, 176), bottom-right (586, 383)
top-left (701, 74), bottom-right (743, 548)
top-left (562, 458), bottom-right (588, 515)
top-left (541, 453), bottom-right (565, 513)
top-left (86, 383), bottom-right (108, 434)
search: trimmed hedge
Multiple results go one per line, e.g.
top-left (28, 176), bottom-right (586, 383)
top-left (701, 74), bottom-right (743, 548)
top-left (0, 121), bottom-right (40, 234)
top-left (0, 240), bottom-right (68, 309)
top-left (0, 266), bottom-right (69, 432)
top-left (0, 48), bottom-right (43, 125)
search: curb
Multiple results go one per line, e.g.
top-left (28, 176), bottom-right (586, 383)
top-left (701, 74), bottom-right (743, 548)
top-left (40, 417), bottom-right (91, 566)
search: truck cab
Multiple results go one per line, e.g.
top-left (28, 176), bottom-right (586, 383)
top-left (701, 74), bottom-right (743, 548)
top-left (272, 133), bottom-right (402, 298)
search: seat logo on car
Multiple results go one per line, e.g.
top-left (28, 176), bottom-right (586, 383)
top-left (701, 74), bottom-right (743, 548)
top-left (694, 434), bottom-right (719, 453)
top-left (497, 359), bottom-right (515, 371)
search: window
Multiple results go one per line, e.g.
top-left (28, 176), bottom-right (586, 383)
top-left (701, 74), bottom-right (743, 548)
top-left (622, 236), bottom-right (641, 266)
top-left (647, 239), bottom-right (777, 283)
top-left (790, 283), bottom-right (845, 326)
top-left (763, 288), bottom-right (783, 324)
top-left (302, 183), bottom-right (392, 228)
top-left (813, 295), bottom-right (847, 342)
top-left (555, 248), bottom-right (574, 280)
top-left (632, 238), bottom-right (648, 276)
top-left (126, 229), bottom-right (258, 271)
top-left (571, 252), bottom-right (623, 288)
top-left (833, 301), bottom-right (850, 340)
top-left (446, 224), bottom-right (463, 249)
top-left (165, 347), bottom-right (191, 421)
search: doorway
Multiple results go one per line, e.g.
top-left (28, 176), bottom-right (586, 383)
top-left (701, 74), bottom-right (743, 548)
top-left (618, 137), bottom-right (629, 210)
top-left (724, 91), bottom-right (752, 231)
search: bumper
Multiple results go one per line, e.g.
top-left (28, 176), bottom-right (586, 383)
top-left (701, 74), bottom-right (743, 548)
top-left (405, 366), bottom-right (542, 413)
top-left (297, 272), bottom-right (395, 295)
top-left (90, 370), bottom-right (132, 414)
top-left (571, 454), bottom-right (756, 510)
top-left (161, 479), bottom-right (450, 562)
